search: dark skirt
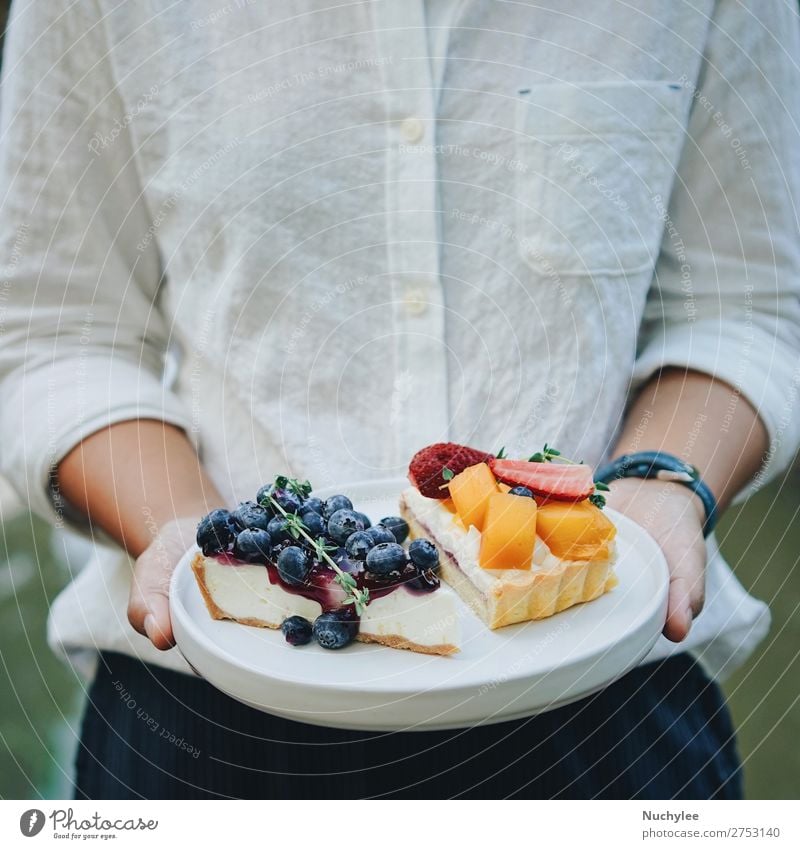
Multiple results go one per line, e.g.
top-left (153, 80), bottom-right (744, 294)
top-left (73, 650), bottom-right (743, 799)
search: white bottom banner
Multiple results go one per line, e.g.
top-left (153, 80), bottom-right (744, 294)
top-left (0, 800), bottom-right (797, 847)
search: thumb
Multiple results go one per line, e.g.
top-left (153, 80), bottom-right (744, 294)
top-left (128, 518), bottom-right (197, 650)
top-left (662, 537), bottom-right (706, 643)
top-left (128, 548), bottom-right (176, 650)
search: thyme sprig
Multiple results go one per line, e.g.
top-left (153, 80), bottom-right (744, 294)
top-left (527, 443), bottom-right (610, 510)
top-left (528, 442), bottom-right (567, 463)
top-left (263, 476), bottom-right (370, 614)
top-left (312, 538), bottom-right (339, 559)
top-left (283, 512), bottom-right (308, 540)
top-left (274, 474), bottom-right (313, 499)
top-left (588, 487), bottom-right (609, 510)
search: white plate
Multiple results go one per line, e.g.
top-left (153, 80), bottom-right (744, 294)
top-left (170, 478), bottom-right (669, 731)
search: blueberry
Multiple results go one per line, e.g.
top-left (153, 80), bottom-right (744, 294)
top-left (355, 511), bottom-right (372, 530)
top-left (312, 610), bottom-right (358, 650)
top-left (366, 524), bottom-right (396, 546)
top-left (256, 483), bottom-right (280, 516)
top-left (327, 508), bottom-right (365, 545)
top-left (277, 546), bottom-right (309, 586)
top-left (267, 515), bottom-right (293, 544)
top-left (196, 509), bottom-right (239, 556)
top-left (365, 542), bottom-right (408, 576)
top-left (408, 538), bottom-right (439, 572)
top-left (232, 500), bottom-right (271, 531)
top-left (256, 483), bottom-right (302, 514)
top-left (281, 615), bottom-right (313, 646)
top-left (334, 553), bottom-right (363, 575)
top-left (380, 516), bottom-right (409, 544)
top-left (273, 488), bottom-right (303, 515)
top-left (323, 494), bottom-right (353, 520)
top-left (232, 528), bottom-right (272, 563)
top-left (345, 530), bottom-right (374, 560)
top-left (408, 568), bottom-right (441, 593)
top-left (300, 510), bottom-right (326, 538)
top-left (300, 497), bottom-right (325, 517)
top-left (509, 486), bottom-right (534, 498)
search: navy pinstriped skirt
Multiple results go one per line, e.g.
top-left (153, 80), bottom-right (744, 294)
top-left (73, 650), bottom-right (743, 799)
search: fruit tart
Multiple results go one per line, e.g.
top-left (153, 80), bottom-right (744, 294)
top-left (191, 476), bottom-right (459, 655)
top-left (399, 443), bottom-right (618, 629)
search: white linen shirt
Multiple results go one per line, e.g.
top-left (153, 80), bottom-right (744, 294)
top-left (1, 0), bottom-right (799, 685)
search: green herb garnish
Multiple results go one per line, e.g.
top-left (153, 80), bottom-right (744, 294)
top-left (265, 477), bottom-right (370, 614)
top-left (283, 512), bottom-right (308, 540)
top-left (528, 442), bottom-right (562, 463)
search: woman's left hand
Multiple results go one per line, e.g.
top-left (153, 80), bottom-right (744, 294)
top-left (606, 477), bottom-right (707, 642)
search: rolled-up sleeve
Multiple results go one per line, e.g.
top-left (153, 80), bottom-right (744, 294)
top-left (0, 0), bottom-right (192, 528)
top-left (633, 0), bottom-right (800, 499)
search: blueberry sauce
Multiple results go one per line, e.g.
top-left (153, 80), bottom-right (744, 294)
top-left (211, 541), bottom-right (440, 630)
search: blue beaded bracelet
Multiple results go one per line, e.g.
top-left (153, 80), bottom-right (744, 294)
top-left (594, 451), bottom-right (718, 537)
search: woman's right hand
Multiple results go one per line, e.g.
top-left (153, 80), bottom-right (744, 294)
top-left (127, 516), bottom-right (202, 650)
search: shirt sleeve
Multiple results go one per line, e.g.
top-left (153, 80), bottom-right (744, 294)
top-left (0, 0), bottom-right (193, 531)
top-left (632, 0), bottom-right (800, 501)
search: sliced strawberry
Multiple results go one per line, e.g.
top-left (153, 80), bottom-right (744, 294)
top-left (409, 442), bottom-right (493, 499)
top-left (488, 458), bottom-right (594, 501)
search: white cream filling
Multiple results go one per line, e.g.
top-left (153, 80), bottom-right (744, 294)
top-left (200, 557), bottom-right (460, 648)
top-left (401, 485), bottom-right (577, 591)
top-left (360, 583), bottom-right (460, 647)
top-left (202, 557), bottom-right (322, 623)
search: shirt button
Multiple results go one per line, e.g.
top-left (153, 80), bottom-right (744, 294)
top-left (404, 287), bottom-right (428, 316)
top-left (400, 117), bottom-right (425, 143)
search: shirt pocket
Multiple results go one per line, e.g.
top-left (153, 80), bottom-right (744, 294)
top-left (515, 80), bottom-right (687, 278)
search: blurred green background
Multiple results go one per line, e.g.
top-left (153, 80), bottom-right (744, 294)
top-left (0, 0), bottom-right (798, 800)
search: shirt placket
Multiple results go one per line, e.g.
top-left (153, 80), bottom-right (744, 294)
top-left (374, 0), bottom-right (449, 468)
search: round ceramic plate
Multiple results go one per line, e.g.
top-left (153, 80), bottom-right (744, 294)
top-left (170, 478), bottom-right (669, 731)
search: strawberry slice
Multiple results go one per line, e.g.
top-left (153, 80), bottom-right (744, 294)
top-left (489, 458), bottom-right (594, 501)
top-left (409, 442), bottom-right (493, 499)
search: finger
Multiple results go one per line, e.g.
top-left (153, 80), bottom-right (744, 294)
top-left (663, 550), bottom-right (706, 643)
top-left (664, 575), bottom-right (693, 642)
top-left (128, 549), bottom-right (176, 651)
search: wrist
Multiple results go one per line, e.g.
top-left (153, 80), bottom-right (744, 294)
top-left (608, 476), bottom-right (706, 525)
top-left (613, 368), bottom-right (768, 515)
top-left (598, 450), bottom-right (717, 535)
top-left (134, 504), bottom-right (219, 558)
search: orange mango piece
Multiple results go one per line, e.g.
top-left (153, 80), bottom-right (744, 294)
top-left (536, 500), bottom-right (616, 560)
top-left (441, 496), bottom-right (468, 532)
top-left (479, 492), bottom-right (538, 570)
top-left (448, 462), bottom-right (499, 531)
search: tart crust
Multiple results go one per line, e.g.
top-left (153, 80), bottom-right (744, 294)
top-left (399, 491), bottom-right (618, 630)
top-left (191, 553), bottom-right (458, 656)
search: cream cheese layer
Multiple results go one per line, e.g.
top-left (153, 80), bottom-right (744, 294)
top-left (200, 556), bottom-right (460, 649)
